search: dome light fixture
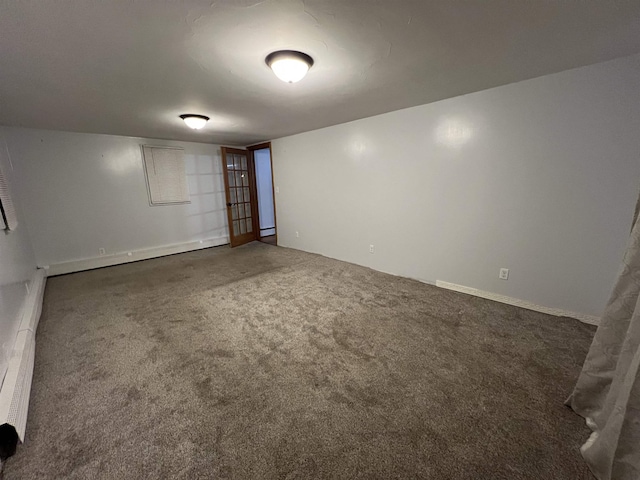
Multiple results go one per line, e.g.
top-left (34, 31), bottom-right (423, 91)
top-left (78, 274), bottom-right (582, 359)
top-left (180, 114), bottom-right (209, 130)
top-left (265, 50), bottom-right (314, 83)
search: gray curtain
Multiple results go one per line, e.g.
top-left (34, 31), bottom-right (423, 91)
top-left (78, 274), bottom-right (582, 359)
top-left (566, 190), bottom-right (640, 480)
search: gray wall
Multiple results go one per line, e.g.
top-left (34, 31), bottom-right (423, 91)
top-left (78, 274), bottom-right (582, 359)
top-left (0, 131), bottom-right (37, 383)
top-left (3, 128), bottom-right (228, 268)
top-left (272, 54), bottom-right (640, 317)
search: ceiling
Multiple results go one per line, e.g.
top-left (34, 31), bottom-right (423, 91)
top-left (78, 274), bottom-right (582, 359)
top-left (1, 1), bottom-right (639, 146)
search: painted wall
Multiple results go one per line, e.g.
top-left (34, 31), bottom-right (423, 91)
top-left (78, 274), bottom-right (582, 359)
top-left (2, 127), bottom-right (228, 268)
top-left (272, 54), bottom-right (640, 318)
top-left (255, 148), bottom-right (275, 236)
top-left (0, 131), bottom-right (37, 385)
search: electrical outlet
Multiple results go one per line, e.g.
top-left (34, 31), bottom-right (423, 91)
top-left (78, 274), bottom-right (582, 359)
top-left (275, 186), bottom-right (280, 194)
top-left (369, 244), bottom-right (374, 254)
top-left (295, 231), bottom-right (299, 238)
top-left (99, 248), bottom-right (106, 255)
top-left (499, 268), bottom-right (509, 280)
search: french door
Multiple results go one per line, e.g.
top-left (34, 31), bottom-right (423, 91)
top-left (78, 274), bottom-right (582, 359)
top-left (221, 147), bottom-right (259, 247)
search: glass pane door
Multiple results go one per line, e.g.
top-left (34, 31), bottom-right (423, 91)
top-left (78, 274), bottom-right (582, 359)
top-left (221, 147), bottom-right (258, 247)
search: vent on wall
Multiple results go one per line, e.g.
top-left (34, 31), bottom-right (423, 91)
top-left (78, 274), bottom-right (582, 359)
top-left (141, 145), bottom-right (190, 205)
top-left (0, 165), bottom-right (18, 231)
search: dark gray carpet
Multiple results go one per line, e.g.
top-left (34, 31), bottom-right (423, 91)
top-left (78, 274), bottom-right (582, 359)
top-left (4, 242), bottom-right (596, 479)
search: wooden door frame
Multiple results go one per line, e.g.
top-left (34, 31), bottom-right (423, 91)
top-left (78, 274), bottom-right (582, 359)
top-left (247, 142), bottom-right (277, 245)
top-left (221, 147), bottom-right (259, 247)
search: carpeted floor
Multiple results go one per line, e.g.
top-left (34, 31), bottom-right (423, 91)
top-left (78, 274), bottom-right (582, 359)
top-left (260, 235), bottom-right (277, 246)
top-left (4, 242), bottom-right (596, 479)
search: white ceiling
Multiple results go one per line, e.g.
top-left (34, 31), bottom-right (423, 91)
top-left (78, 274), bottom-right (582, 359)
top-left (1, 1), bottom-right (639, 146)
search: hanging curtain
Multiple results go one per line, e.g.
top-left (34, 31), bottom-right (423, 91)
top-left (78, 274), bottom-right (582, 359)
top-left (566, 190), bottom-right (640, 480)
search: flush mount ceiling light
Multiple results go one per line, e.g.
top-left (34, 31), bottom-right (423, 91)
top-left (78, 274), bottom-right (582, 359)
top-left (265, 50), bottom-right (314, 83)
top-left (180, 114), bottom-right (209, 130)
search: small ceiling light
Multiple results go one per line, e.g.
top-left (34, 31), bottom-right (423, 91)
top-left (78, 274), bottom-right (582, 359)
top-left (180, 114), bottom-right (209, 130)
top-left (265, 50), bottom-right (314, 83)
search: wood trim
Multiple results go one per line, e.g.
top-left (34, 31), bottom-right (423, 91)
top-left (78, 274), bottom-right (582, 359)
top-left (268, 144), bottom-right (277, 246)
top-left (246, 142), bottom-right (277, 246)
top-left (247, 141), bottom-right (271, 151)
top-left (248, 149), bottom-right (261, 240)
top-left (223, 147), bottom-right (250, 155)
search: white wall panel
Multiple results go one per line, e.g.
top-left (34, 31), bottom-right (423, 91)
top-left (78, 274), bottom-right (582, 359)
top-left (2, 128), bottom-right (228, 268)
top-left (0, 132), bottom-right (37, 386)
top-left (272, 54), bottom-right (640, 318)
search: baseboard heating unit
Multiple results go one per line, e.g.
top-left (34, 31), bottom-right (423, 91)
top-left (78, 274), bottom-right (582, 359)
top-left (0, 269), bottom-right (46, 460)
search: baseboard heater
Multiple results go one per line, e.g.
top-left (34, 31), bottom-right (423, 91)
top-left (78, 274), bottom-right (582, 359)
top-left (0, 269), bottom-right (46, 460)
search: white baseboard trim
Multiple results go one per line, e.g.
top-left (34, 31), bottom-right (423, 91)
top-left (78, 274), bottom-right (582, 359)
top-left (19, 269), bottom-right (46, 333)
top-left (0, 268), bottom-right (46, 443)
top-left (42, 236), bottom-right (229, 276)
top-left (435, 280), bottom-right (600, 326)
